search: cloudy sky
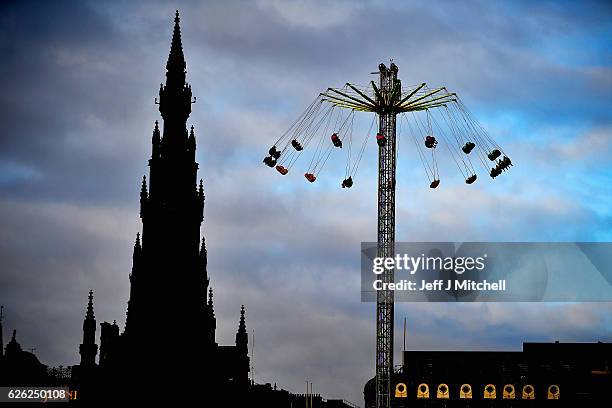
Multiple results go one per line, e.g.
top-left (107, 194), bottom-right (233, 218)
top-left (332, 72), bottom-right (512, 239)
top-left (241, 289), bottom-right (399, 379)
top-left (1, 0), bottom-right (611, 404)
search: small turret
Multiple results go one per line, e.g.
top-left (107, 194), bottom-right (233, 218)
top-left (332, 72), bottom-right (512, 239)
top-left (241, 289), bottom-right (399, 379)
top-left (99, 320), bottom-right (120, 368)
top-left (236, 305), bottom-right (248, 350)
top-left (235, 305), bottom-right (250, 388)
top-left (134, 232), bottom-right (142, 258)
top-left (198, 179), bottom-right (205, 221)
top-left (189, 125), bottom-right (196, 151)
top-left (152, 120), bottom-right (161, 158)
top-left (140, 176), bottom-right (148, 199)
top-left (5, 329), bottom-right (22, 356)
top-left (205, 287), bottom-right (217, 347)
top-left (200, 236), bottom-right (208, 283)
top-left (208, 287), bottom-right (214, 318)
top-left (140, 176), bottom-right (148, 218)
top-left (200, 236), bottom-right (207, 260)
top-left (79, 290), bottom-right (98, 367)
top-left (86, 290), bottom-right (94, 320)
top-left (130, 233), bottom-right (142, 283)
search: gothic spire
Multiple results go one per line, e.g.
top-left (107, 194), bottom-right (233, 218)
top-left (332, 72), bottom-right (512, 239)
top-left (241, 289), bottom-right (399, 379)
top-left (157, 10), bottom-right (193, 140)
top-left (166, 10), bottom-right (186, 87)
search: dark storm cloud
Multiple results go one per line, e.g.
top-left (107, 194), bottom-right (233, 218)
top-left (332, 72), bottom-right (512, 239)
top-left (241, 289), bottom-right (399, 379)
top-left (1, 0), bottom-right (611, 404)
top-left (0, 1), bottom-right (156, 204)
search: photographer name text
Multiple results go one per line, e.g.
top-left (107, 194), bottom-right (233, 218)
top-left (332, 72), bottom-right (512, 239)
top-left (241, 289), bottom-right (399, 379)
top-left (373, 279), bottom-right (506, 292)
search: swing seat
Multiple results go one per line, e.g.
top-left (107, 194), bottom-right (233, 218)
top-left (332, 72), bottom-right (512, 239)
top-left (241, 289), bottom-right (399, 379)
top-left (462, 142), bottom-right (475, 154)
top-left (304, 173), bottom-right (316, 183)
top-left (487, 149), bottom-right (501, 161)
top-left (263, 156), bottom-right (276, 167)
top-left (269, 146), bottom-right (281, 160)
top-left (291, 139), bottom-right (303, 151)
top-left (331, 133), bottom-right (343, 148)
top-left (430, 179), bottom-right (440, 189)
top-left (491, 156), bottom-right (512, 178)
top-left (424, 135), bottom-right (438, 149)
top-left (376, 133), bottom-right (386, 147)
top-left (498, 155), bottom-right (512, 170)
top-left (275, 165), bottom-right (288, 175)
top-left (342, 177), bottom-right (353, 188)
top-left (465, 174), bottom-right (477, 184)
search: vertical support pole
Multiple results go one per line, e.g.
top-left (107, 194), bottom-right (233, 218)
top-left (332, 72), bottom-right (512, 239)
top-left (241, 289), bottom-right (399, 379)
top-left (375, 62), bottom-right (398, 408)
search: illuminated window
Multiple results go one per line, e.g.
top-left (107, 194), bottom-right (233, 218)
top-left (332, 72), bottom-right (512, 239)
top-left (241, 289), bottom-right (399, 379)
top-left (459, 384), bottom-right (472, 399)
top-left (522, 385), bottom-right (535, 400)
top-left (394, 383), bottom-right (407, 398)
top-left (503, 384), bottom-right (515, 399)
top-left (484, 384), bottom-right (496, 399)
top-left (417, 383), bottom-right (429, 399)
top-left (437, 383), bottom-right (449, 399)
top-left (547, 385), bottom-right (560, 400)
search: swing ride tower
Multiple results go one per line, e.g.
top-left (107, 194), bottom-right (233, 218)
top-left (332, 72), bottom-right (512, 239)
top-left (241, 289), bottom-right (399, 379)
top-left (263, 61), bottom-right (512, 408)
top-left (326, 62), bottom-right (457, 408)
top-left (374, 63), bottom-right (399, 408)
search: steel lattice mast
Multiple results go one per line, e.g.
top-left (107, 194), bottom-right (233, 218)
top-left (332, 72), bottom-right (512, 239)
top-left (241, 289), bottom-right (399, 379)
top-left (322, 62), bottom-right (456, 408)
top-left (375, 63), bottom-right (398, 408)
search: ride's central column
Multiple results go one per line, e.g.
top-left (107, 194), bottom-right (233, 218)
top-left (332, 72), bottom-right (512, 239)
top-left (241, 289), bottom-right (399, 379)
top-left (375, 62), bottom-right (399, 408)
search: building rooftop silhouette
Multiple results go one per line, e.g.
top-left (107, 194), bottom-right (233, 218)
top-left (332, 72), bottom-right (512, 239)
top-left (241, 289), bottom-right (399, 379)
top-left (364, 341), bottom-right (611, 406)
